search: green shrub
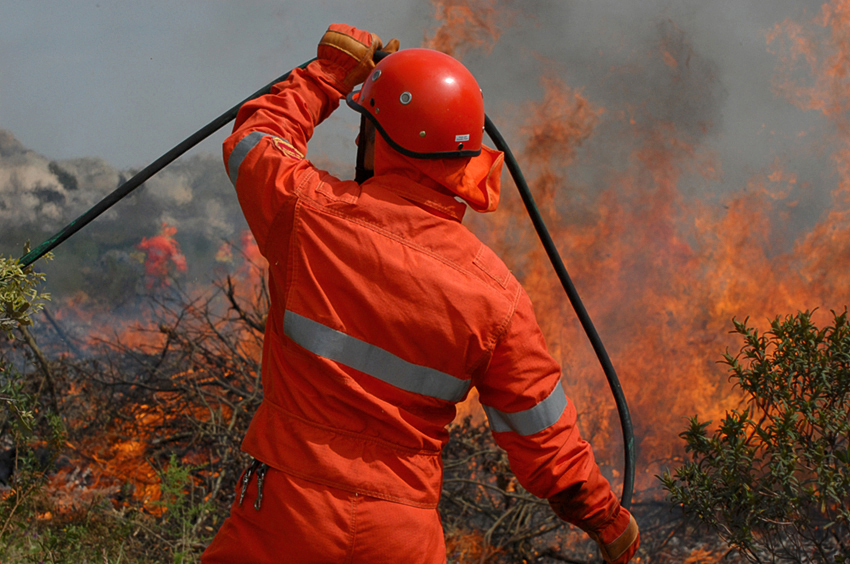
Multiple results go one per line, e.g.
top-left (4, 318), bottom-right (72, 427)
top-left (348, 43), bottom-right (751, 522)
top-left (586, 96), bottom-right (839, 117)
top-left (662, 310), bottom-right (850, 563)
top-left (153, 454), bottom-right (214, 564)
top-left (1, 253), bottom-right (50, 338)
top-left (0, 253), bottom-right (67, 561)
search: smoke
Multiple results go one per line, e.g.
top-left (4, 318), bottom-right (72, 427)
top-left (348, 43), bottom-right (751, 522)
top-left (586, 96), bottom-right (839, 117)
top-left (3, 1), bottom-right (835, 295)
top-left (0, 128), bottom-right (248, 302)
top-left (0, 130), bottom-right (118, 229)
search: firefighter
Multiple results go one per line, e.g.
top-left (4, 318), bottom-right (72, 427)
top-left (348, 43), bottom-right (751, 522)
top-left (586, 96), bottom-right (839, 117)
top-left (202, 24), bottom-right (639, 564)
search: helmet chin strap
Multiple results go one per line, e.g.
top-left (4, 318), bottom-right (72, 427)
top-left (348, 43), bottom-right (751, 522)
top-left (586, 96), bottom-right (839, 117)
top-left (355, 115), bottom-right (374, 184)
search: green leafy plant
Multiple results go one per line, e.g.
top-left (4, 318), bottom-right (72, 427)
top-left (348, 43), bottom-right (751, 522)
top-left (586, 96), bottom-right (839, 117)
top-left (662, 310), bottom-right (850, 563)
top-left (0, 253), bottom-right (51, 339)
top-left (153, 454), bottom-right (214, 564)
top-left (0, 254), bottom-right (71, 562)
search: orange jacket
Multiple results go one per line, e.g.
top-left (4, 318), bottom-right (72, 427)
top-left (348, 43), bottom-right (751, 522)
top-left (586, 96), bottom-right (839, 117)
top-left (223, 58), bottom-right (622, 534)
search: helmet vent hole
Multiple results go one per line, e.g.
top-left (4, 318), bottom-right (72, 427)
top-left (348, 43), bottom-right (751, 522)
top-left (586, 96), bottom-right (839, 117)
top-left (370, 98), bottom-right (375, 107)
top-left (458, 143), bottom-right (464, 150)
top-left (399, 92), bottom-right (413, 105)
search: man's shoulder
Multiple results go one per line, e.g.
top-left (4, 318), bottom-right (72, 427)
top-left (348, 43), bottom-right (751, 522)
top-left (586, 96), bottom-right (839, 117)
top-left (471, 242), bottom-right (515, 292)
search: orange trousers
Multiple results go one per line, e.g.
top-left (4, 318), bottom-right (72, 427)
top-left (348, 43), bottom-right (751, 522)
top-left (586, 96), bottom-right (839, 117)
top-left (202, 465), bottom-right (446, 563)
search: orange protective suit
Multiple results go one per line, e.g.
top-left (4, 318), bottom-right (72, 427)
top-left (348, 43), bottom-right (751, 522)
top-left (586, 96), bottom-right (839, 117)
top-left (202, 51), bottom-right (629, 563)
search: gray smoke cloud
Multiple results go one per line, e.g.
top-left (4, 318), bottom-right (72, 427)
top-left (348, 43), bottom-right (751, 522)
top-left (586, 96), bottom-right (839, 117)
top-left (0, 128), bottom-right (249, 301)
top-left (0, 0), bottom-right (840, 303)
top-left (460, 0), bottom-right (833, 246)
top-left (1, 130), bottom-right (120, 229)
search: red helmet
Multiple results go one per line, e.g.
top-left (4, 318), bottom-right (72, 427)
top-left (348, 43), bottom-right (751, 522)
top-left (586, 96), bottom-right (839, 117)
top-left (346, 48), bottom-right (485, 159)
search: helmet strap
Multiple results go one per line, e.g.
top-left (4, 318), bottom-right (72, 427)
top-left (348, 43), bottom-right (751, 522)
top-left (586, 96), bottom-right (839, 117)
top-left (355, 115), bottom-right (374, 184)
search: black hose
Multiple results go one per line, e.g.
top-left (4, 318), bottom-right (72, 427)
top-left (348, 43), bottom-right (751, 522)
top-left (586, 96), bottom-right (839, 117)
top-left (16, 51), bottom-right (635, 510)
top-left (484, 116), bottom-right (635, 510)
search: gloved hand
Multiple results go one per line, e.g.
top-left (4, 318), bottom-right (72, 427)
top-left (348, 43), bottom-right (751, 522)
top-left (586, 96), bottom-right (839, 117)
top-left (588, 508), bottom-right (639, 564)
top-left (549, 495), bottom-right (639, 564)
top-left (317, 24), bottom-right (400, 91)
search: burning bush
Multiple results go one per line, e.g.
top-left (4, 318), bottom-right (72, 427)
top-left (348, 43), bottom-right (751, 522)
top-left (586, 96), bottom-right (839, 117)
top-left (662, 310), bottom-right (850, 563)
top-left (0, 252), bottom-right (265, 562)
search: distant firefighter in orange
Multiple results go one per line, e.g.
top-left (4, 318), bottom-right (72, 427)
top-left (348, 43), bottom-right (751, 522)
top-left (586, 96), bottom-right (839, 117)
top-left (202, 24), bottom-right (639, 564)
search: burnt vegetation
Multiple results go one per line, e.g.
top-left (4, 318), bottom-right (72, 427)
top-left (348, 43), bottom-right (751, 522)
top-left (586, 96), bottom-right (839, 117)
top-left (2, 261), bottom-right (845, 563)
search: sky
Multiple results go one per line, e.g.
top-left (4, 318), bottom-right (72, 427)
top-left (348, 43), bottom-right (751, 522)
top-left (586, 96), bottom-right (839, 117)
top-left (0, 0), bottom-right (825, 169)
top-left (1, 1), bottom-right (432, 168)
top-left (0, 0), bottom-right (839, 304)
top-left (0, 0), bottom-right (840, 291)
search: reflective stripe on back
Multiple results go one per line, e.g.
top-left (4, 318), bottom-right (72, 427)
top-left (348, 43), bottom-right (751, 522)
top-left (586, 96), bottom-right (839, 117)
top-left (228, 131), bottom-right (272, 186)
top-left (283, 310), bottom-right (471, 402)
top-left (483, 381), bottom-right (567, 436)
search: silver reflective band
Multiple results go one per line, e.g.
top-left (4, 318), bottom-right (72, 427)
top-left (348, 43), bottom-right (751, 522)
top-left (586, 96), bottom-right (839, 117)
top-left (483, 381), bottom-right (567, 436)
top-left (284, 311), bottom-right (471, 402)
top-left (228, 131), bottom-right (272, 186)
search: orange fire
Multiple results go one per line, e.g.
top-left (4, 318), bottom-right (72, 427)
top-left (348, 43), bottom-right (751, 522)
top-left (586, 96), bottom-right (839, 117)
top-left (767, 1), bottom-right (850, 305)
top-left (450, 0), bottom-right (850, 496)
top-left (422, 0), bottom-right (507, 58)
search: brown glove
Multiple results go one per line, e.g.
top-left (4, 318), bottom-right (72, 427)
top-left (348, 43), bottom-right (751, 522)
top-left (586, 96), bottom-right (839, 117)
top-left (317, 24), bottom-right (400, 91)
top-left (549, 494), bottom-right (639, 564)
top-left (590, 510), bottom-right (639, 564)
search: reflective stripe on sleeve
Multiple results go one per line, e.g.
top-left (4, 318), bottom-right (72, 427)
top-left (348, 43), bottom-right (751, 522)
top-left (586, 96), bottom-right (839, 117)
top-left (283, 310), bottom-right (471, 402)
top-left (483, 381), bottom-right (568, 436)
top-left (228, 131), bottom-right (273, 186)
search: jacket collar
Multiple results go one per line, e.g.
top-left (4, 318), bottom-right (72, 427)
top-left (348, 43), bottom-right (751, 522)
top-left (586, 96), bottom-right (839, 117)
top-left (371, 173), bottom-right (469, 221)
top-left (372, 135), bottom-right (504, 216)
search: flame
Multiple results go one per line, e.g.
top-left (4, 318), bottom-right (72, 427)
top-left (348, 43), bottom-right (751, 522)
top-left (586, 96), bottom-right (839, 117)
top-left (53, 418), bottom-right (162, 513)
top-left (683, 549), bottom-right (726, 564)
top-left (765, 0), bottom-right (850, 304)
top-left (522, 77), bottom-right (603, 170)
top-left (136, 222), bottom-right (188, 289)
top-left (767, 2), bottom-right (850, 118)
top-left (214, 230), bottom-right (268, 298)
top-left (215, 240), bottom-right (234, 263)
top-left (236, 230), bottom-right (267, 286)
top-left (49, 374), bottom-right (242, 515)
top-left (455, 0), bottom-right (850, 492)
top-left (38, 228), bottom-right (266, 512)
top-left (422, 0), bottom-right (507, 58)
top-left (445, 529), bottom-right (493, 562)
